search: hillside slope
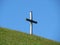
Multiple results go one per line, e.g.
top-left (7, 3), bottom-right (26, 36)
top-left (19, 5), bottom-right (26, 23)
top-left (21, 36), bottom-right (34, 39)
top-left (0, 27), bottom-right (60, 45)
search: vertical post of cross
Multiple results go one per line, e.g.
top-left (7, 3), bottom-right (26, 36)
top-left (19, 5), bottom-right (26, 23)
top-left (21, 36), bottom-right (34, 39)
top-left (30, 11), bottom-right (33, 35)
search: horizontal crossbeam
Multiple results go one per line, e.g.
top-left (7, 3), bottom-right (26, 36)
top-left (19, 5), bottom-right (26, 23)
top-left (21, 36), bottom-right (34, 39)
top-left (26, 18), bottom-right (37, 24)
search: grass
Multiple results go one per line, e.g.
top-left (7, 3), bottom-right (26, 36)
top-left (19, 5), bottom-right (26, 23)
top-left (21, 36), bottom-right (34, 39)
top-left (0, 27), bottom-right (60, 45)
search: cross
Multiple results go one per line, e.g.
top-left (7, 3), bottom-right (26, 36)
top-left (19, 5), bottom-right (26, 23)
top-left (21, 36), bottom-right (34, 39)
top-left (26, 11), bottom-right (37, 35)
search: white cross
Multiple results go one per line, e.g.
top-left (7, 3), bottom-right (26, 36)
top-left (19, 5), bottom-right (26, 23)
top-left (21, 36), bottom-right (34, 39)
top-left (26, 11), bottom-right (37, 35)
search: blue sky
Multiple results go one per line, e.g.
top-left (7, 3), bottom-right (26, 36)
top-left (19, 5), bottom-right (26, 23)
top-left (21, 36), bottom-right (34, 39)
top-left (0, 0), bottom-right (60, 42)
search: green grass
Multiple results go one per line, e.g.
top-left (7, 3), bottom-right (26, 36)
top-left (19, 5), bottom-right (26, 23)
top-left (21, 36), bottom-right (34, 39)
top-left (0, 27), bottom-right (60, 45)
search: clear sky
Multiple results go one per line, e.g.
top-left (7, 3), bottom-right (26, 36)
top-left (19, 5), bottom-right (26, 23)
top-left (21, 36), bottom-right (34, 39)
top-left (0, 0), bottom-right (60, 42)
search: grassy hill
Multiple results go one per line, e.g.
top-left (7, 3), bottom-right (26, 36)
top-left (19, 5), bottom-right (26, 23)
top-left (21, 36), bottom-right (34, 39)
top-left (0, 27), bottom-right (60, 45)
